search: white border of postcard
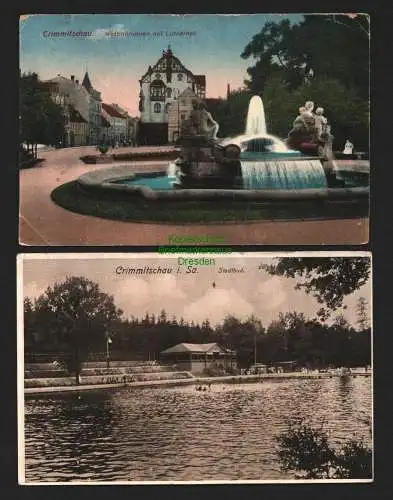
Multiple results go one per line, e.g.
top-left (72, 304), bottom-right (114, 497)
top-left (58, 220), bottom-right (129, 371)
top-left (17, 251), bottom-right (373, 485)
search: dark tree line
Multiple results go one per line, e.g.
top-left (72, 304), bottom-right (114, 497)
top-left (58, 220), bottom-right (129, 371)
top-left (24, 275), bottom-right (371, 372)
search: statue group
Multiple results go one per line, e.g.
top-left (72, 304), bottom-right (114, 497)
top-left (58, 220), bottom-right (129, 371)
top-left (287, 100), bottom-right (333, 159)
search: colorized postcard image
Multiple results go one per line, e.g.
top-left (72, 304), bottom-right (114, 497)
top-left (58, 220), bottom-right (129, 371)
top-left (18, 252), bottom-right (372, 484)
top-left (19, 14), bottom-right (370, 246)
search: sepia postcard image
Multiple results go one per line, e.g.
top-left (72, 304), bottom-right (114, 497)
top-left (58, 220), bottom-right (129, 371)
top-left (19, 14), bottom-right (369, 246)
top-left (18, 252), bottom-right (373, 484)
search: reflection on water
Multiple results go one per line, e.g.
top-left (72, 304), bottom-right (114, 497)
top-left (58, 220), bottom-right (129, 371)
top-left (24, 377), bottom-right (372, 482)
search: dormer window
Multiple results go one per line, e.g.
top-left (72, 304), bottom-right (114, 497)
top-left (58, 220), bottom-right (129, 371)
top-left (155, 73), bottom-right (161, 80)
top-left (177, 73), bottom-right (183, 81)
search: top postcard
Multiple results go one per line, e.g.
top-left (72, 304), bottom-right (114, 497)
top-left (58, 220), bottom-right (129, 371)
top-left (19, 14), bottom-right (370, 246)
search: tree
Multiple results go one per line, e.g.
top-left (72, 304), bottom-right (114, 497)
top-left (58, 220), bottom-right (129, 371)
top-left (262, 257), bottom-right (371, 320)
top-left (241, 15), bottom-right (369, 98)
top-left (30, 276), bottom-right (123, 382)
top-left (356, 296), bottom-right (370, 331)
top-left (19, 72), bottom-right (65, 155)
top-left (262, 74), bottom-right (369, 149)
top-left (276, 420), bottom-right (372, 479)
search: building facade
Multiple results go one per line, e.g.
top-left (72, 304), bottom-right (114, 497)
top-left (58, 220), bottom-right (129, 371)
top-left (101, 103), bottom-right (128, 144)
top-left (109, 103), bottom-right (139, 145)
top-left (138, 46), bottom-right (206, 145)
top-left (44, 73), bottom-right (101, 145)
top-left (81, 72), bottom-right (102, 145)
top-left (167, 87), bottom-right (198, 143)
top-left (68, 105), bottom-right (88, 146)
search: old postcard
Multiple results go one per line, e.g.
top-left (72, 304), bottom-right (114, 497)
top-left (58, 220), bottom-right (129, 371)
top-left (19, 14), bottom-right (369, 246)
top-left (18, 252), bottom-right (372, 483)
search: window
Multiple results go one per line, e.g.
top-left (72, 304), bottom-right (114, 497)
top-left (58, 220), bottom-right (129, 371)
top-left (166, 88), bottom-right (172, 98)
top-left (177, 73), bottom-right (183, 81)
top-left (180, 113), bottom-right (186, 121)
top-left (155, 73), bottom-right (161, 79)
top-left (154, 103), bottom-right (161, 113)
top-left (150, 86), bottom-right (165, 100)
top-left (165, 103), bottom-right (170, 113)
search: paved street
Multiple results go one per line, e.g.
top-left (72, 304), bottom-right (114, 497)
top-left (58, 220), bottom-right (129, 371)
top-left (19, 146), bottom-right (369, 246)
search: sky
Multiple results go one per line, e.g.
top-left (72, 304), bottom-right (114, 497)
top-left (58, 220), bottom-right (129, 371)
top-left (19, 14), bottom-right (303, 116)
top-left (20, 254), bottom-right (372, 328)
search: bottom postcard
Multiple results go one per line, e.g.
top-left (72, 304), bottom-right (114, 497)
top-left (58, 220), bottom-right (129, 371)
top-left (17, 252), bottom-right (373, 484)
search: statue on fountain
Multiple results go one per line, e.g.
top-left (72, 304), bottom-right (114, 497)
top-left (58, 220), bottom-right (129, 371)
top-left (174, 98), bottom-right (241, 189)
top-left (189, 99), bottom-right (220, 141)
top-left (287, 100), bottom-right (333, 160)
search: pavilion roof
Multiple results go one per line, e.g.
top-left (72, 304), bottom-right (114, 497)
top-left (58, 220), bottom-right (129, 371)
top-left (161, 342), bottom-right (227, 355)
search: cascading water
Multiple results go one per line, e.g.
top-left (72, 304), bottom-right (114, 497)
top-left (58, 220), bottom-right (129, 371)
top-left (239, 95), bottom-right (328, 190)
top-left (241, 159), bottom-right (328, 190)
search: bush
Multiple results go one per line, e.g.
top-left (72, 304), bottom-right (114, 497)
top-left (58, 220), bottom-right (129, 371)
top-left (276, 420), bottom-right (372, 479)
top-left (98, 144), bottom-right (109, 154)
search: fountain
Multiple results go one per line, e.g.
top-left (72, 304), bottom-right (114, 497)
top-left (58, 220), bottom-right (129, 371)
top-left (245, 95), bottom-right (267, 136)
top-left (76, 95), bottom-right (369, 205)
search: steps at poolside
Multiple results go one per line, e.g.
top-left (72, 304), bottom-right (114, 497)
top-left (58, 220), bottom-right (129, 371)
top-left (80, 365), bottom-right (177, 376)
top-left (80, 360), bottom-right (158, 369)
top-left (24, 370), bottom-right (193, 388)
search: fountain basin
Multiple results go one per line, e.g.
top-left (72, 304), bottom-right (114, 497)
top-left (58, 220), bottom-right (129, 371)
top-left (77, 162), bottom-right (369, 202)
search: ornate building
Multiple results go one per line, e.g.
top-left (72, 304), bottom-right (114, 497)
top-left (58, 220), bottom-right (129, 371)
top-left (138, 46), bottom-right (206, 145)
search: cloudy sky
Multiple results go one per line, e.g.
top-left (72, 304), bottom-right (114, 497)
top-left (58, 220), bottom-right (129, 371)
top-left (20, 253), bottom-right (371, 328)
top-left (19, 14), bottom-right (303, 115)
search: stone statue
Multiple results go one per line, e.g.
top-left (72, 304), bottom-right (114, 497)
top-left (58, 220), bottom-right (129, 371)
top-left (292, 106), bottom-right (307, 129)
top-left (302, 101), bottom-right (316, 134)
top-left (189, 99), bottom-right (219, 140)
top-left (314, 107), bottom-right (328, 140)
top-left (287, 106), bottom-right (313, 149)
top-left (343, 139), bottom-right (354, 155)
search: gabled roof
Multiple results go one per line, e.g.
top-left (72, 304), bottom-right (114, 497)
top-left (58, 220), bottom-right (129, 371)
top-left (44, 75), bottom-right (90, 100)
top-left (161, 343), bottom-right (225, 355)
top-left (68, 105), bottom-right (87, 123)
top-left (140, 47), bottom-right (196, 82)
top-left (102, 103), bottom-right (127, 119)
